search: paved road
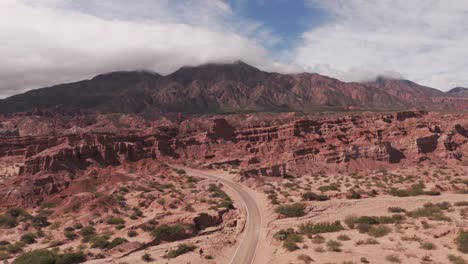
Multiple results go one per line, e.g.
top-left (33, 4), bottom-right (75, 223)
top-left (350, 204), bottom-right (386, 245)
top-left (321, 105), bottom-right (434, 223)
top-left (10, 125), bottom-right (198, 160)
top-left (177, 166), bottom-right (261, 264)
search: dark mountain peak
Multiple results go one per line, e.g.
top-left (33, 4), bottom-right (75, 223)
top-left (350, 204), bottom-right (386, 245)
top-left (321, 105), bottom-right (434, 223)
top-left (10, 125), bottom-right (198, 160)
top-left (448, 87), bottom-right (468, 93)
top-left (91, 71), bottom-right (162, 83)
top-left (168, 61), bottom-right (265, 85)
top-left (447, 86), bottom-right (468, 98)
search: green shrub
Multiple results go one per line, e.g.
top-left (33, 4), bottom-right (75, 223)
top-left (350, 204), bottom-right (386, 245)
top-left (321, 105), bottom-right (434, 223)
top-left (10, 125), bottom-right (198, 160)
top-left (273, 228), bottom-right (303, 251)
top-left (346, 192), bottom-right (362, 199)
top-left (318, 184), bottom-right (339, 192)
top-left (368, 225), bottom-right (392, 237)
top-left (163, 244), bottom-right (196, 259)
top-left (337, 234), bottom-right (351, 241)
top-left (12, 249), bottom-right (85, 264)
top-left (298, 221), bottom-right (343, 235)
top-left (345, 214), bottom-right (404, 229)
top-left (80, 226), bottom-right (96, 237)
top-left (13, 249), bottom-right (56, 264)
top-left (127, 230), bottom-right (138, 237)
top-left (142, 253), bottom-right (153, 262)
top-left (420, 242), bottom-right (437, 250)
top-left (389, 183), bottom-right (441, 197)
top-left (298, 254), bottom-right (313, 264)
top-left (31, 215), bottom-right (49, 229)
top-left (55, 252), bottom-right (86, 264)
top-left (20, 233), bottom-right (37, 244)
top-left (6, 242), bottom-right (25, 254)
top-left (89, 235), bottom-right (110, 249)
top-left (151, 224), bottom-right (185, 240)
top-left (386, 254), bottom-right (401, 263)
top-left (355, 238), bottom-right (379, 245)
top-left (174, 169), bottom-right (186, 175)
top-left (7, 207), bottom-right (26, 218)
top-left (407, 203), bottom-right (451, 221)
top-left (108, 237), bottom-right (128, 249)
top-left (448, 254), bottom-right (467, 264)
top-left (388, 207), bottom-right (406, 213)
top-left (0, 214), bottom-right (18, 228)
top-left (275, 203), bottom-right (306, 217)
top-left (64, 230), bottom-right (77, 240)
top-left (106, 216), bottom-right (125, 225)
top-left (302, 192), bottom-right (329, 201)
top-left (326, 240), bottom-right (342, 252)
top-left (456, 230), bottom-right (468, 253)
top-left (455, 202), bottom-right (468, 207)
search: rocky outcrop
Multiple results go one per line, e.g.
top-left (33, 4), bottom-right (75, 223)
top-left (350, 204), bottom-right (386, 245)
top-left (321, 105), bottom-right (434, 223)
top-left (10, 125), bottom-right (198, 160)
top-left (416, 135), bottom-right (439, 154)
top-left (1, 111), bottom-right (467, 201)
top-left (396, 110), bottom-right (427, 121)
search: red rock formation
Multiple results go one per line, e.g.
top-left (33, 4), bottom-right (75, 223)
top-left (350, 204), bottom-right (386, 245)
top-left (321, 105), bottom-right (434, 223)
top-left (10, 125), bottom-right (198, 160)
top-left (1, 110), bottom-right (467, 206)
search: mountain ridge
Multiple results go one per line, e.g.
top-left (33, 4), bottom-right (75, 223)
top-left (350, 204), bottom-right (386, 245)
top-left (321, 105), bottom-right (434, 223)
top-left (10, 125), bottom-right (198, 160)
top-left (1, 61), bottom-right (467, 114)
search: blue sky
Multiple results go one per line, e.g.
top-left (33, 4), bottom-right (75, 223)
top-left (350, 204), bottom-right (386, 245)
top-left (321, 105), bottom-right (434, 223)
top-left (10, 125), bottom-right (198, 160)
top-left (1, 0), bottom-right (468, 96)
top-left (227, 0), bottom-right (328, 51)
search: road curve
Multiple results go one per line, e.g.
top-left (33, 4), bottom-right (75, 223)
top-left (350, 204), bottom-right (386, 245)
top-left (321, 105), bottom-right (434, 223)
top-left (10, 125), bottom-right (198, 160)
top-left (176, 166), bottom-right (261, 264)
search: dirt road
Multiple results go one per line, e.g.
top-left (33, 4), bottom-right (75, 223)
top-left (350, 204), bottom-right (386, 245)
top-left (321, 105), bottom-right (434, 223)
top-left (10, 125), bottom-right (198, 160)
top-left (179, 166), bottom-right (262, 264)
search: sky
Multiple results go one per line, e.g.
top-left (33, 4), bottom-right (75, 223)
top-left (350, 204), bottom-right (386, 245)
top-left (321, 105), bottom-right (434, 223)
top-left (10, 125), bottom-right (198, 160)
top-left (1, 0), bottom-right (468, 97)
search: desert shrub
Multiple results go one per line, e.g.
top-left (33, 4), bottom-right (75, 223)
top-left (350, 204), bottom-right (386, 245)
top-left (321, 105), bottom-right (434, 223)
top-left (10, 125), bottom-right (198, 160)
top-left (298, 221), bottom-right (343, 235)
top-left (407, 203), bottom-right (451, 221)
top-left (174, 169), bottom-right (186, 175)
top-left (346, 191), bottom-right (362, 199)
top-left (355, 238), bottom-right (379, 245)
top-left (31, 211), bottom-right (51, 229)
top-left (390, 183), bottom-right (442, 197)
top-left (108, 237), bottom-right (128, 249)
top-left (275, 203), bottom-right (306, 217)
top-left (6, 242), bottom-right (25, 254)
top-left (12, 249), bottom-right (85, 264)
top-left (151, 224), bottom-right (185, 240)
top-left (368, 225), bottom-right (392, 237)
top-left (337, 234), bottom-right (351, 241)
top-left (345, 214), bottom-right (404, 229)
top-left (388, 207), bottom-right (406, 213)
top-left (273, 228), bottom-right (303, 251)
top-left (55, 252), bottom-right (86, 264)
top-left (106, 216), bottom-right (125, 225)
top-left (326, 240), bottom-right (342, 252)
top-left (64, 230), bottom-right (77, 240)
top-left (80, 226), bottom-right (96, 237)
top-left (318, 184), bottom-right (339, 192)
top-left (357, 223), bottom-right (371, 233)
top-left (420, 241), bottom-right (437, 250)
top-left (163, 244), bottom-right (196, 259)
top-left (456, 230), bottom-right (468, 253)
top-left (89, 235), bottom-right (110, 249)
top-left (301, 192), bottom-right (329, 201)
top-left (455, 202), bottom-right (468, 207)
top-left (7, 207), bottom-right (26, 218)
top-left (386, 254), bottom-right (401, 263)
top-left (142, 253), bottom-right (153, 262)
top-left (344, 215), bottom-right (358, 228)
top-left (448, 254), bottom-right (467, 264)
top-left (0, 214), bottom-right (18, 228)
top-left (13, 250), bottom-right (56, 264)
top-left (298, 254), bottom-right (313, 264)
top-left (207, 184), bottom-right (234, 209)
top-left (127, 230), bottom-right (138, 237)
top-left (0, 252), bottom-right (9, 261)
top-left (20, 233), bottom-right (37, 244)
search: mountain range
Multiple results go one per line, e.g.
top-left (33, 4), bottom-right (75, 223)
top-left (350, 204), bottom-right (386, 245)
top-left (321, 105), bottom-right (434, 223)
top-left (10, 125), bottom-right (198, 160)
top-left (1, 61), bottom-right (467, 114)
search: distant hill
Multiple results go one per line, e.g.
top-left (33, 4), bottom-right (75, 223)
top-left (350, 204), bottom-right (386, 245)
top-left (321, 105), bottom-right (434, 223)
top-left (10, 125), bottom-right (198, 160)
top-left (0, 61), bottom-right (466, 114)
top-left (447, 87), bottom-right (468, 98)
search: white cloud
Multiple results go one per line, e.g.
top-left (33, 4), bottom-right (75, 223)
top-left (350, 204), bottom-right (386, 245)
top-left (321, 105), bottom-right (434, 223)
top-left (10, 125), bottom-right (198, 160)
top-left (0, 0), bottom-right (282, 97)
top-left (296, 0), bottom-right (468, 90)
